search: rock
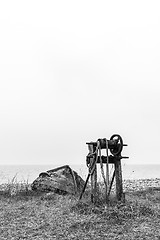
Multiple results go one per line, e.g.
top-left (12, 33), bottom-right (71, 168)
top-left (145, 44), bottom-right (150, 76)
top-left (31, 165), bottom-right (85, 195)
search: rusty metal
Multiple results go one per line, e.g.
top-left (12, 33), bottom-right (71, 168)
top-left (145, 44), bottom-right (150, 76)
top-left (86, 134), bottom-right (126, 156)
top-left (110, 134), bottom-right (123, 156)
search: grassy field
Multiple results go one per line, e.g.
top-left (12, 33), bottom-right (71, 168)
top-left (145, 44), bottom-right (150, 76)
top-left (0, 181), bottom-right (160, 240)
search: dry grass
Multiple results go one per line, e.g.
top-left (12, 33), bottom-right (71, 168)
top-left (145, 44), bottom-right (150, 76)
top-left (0, 180), bottom-right (160, 239)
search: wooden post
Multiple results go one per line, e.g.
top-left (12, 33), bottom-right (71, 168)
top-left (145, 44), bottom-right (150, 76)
top-left (91, 161), bottom-right (97, 203)
top-left (105, 139), bottom-right (109, 187)
top-left (114, 160), bottom-right (124, 201)
top-left (105, 139), bottom-right (109, 203)
top-left (88, 144), bottom-right (97, 203)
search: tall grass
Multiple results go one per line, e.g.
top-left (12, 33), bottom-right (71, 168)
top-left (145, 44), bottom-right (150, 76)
top-left (0, 174), bottom-right (31, 197)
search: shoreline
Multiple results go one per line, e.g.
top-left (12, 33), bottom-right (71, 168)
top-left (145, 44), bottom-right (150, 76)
top-left (123, 178), bottom-right (160, 192)
top-left (0, 178), bottom-right (160, 193)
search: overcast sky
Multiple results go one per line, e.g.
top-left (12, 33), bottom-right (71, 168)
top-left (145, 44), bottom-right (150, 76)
top-left (0, 1), bottom-right (160, 165)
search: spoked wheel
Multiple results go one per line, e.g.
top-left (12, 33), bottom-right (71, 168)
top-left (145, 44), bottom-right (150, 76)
top-left (110, 134), bottom-right (123, 156)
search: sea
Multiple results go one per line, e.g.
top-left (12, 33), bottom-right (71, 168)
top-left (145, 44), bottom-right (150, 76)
top-left (0, 164), bottom-right (160, 184)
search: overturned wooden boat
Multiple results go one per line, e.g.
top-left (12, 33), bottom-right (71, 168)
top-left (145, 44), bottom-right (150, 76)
top-left (31, 165), bottom-right (85, 195)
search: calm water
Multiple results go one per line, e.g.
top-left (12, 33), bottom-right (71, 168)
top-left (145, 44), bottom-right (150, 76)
top-left (0, 164), bottom-right (160, 184)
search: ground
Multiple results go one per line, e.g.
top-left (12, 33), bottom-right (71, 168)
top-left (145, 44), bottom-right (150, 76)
top-left (0, 181), bottom-right (160, 239)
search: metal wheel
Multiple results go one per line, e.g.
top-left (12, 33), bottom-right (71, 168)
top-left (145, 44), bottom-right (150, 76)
top-left (110, 134), bottom-right (123, 156)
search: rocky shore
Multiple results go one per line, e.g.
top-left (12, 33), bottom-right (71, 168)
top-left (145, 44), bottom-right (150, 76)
top-left (0, 178), bottom-right (160, 195)
top-left (123, 178), bottom-right (160, 192)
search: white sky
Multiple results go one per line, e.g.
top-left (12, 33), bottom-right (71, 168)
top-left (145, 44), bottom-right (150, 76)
top-left (0, 0), bottom-right (160, 165)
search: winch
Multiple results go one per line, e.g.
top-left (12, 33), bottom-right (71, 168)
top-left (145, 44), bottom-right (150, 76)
top-left (80, 134), bottom-right (128, 203)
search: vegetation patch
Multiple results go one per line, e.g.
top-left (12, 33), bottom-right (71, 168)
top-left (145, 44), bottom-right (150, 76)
top-left (0, 180), bottom-right (160, 239)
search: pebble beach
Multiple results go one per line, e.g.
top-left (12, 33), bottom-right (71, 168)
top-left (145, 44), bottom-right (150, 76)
top-left (1, 178), bottom-right (160, 195)
top-left (123, 178), bottom-right (160, 192)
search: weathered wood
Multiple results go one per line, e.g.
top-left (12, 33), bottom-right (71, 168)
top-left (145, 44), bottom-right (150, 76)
top-left (107, 170), bottom-right (115, 197)
top-left (114, 160), bottom-right (124, 201)
top-left (91, 163), bottom-right (97, 203)
top-left (82, 135), bottom-right (127, 203)
top-left (88, 144), bottom-right (97, 203)
top-left (86, 141), bottom-right (127, 149)
top-left (79, 174), bottom-right (90, 200)
top-left (86, 155), bottom-right (128, 165)
top-left (105, 139), bottom-right (109, 191)
top-left (31, 165), bottom-right (85, 195)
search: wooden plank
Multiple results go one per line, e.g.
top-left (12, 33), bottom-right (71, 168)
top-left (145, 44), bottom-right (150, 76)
top-left (114, 160), bottom-right (124, 201)
top-left (86, 141), bottom-right (127, 149)
top-left (95, 155), bottom-right (128, 164)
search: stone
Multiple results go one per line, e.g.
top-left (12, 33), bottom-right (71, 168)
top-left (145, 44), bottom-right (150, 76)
top-left (31, 165), bottom-right (85, 195)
